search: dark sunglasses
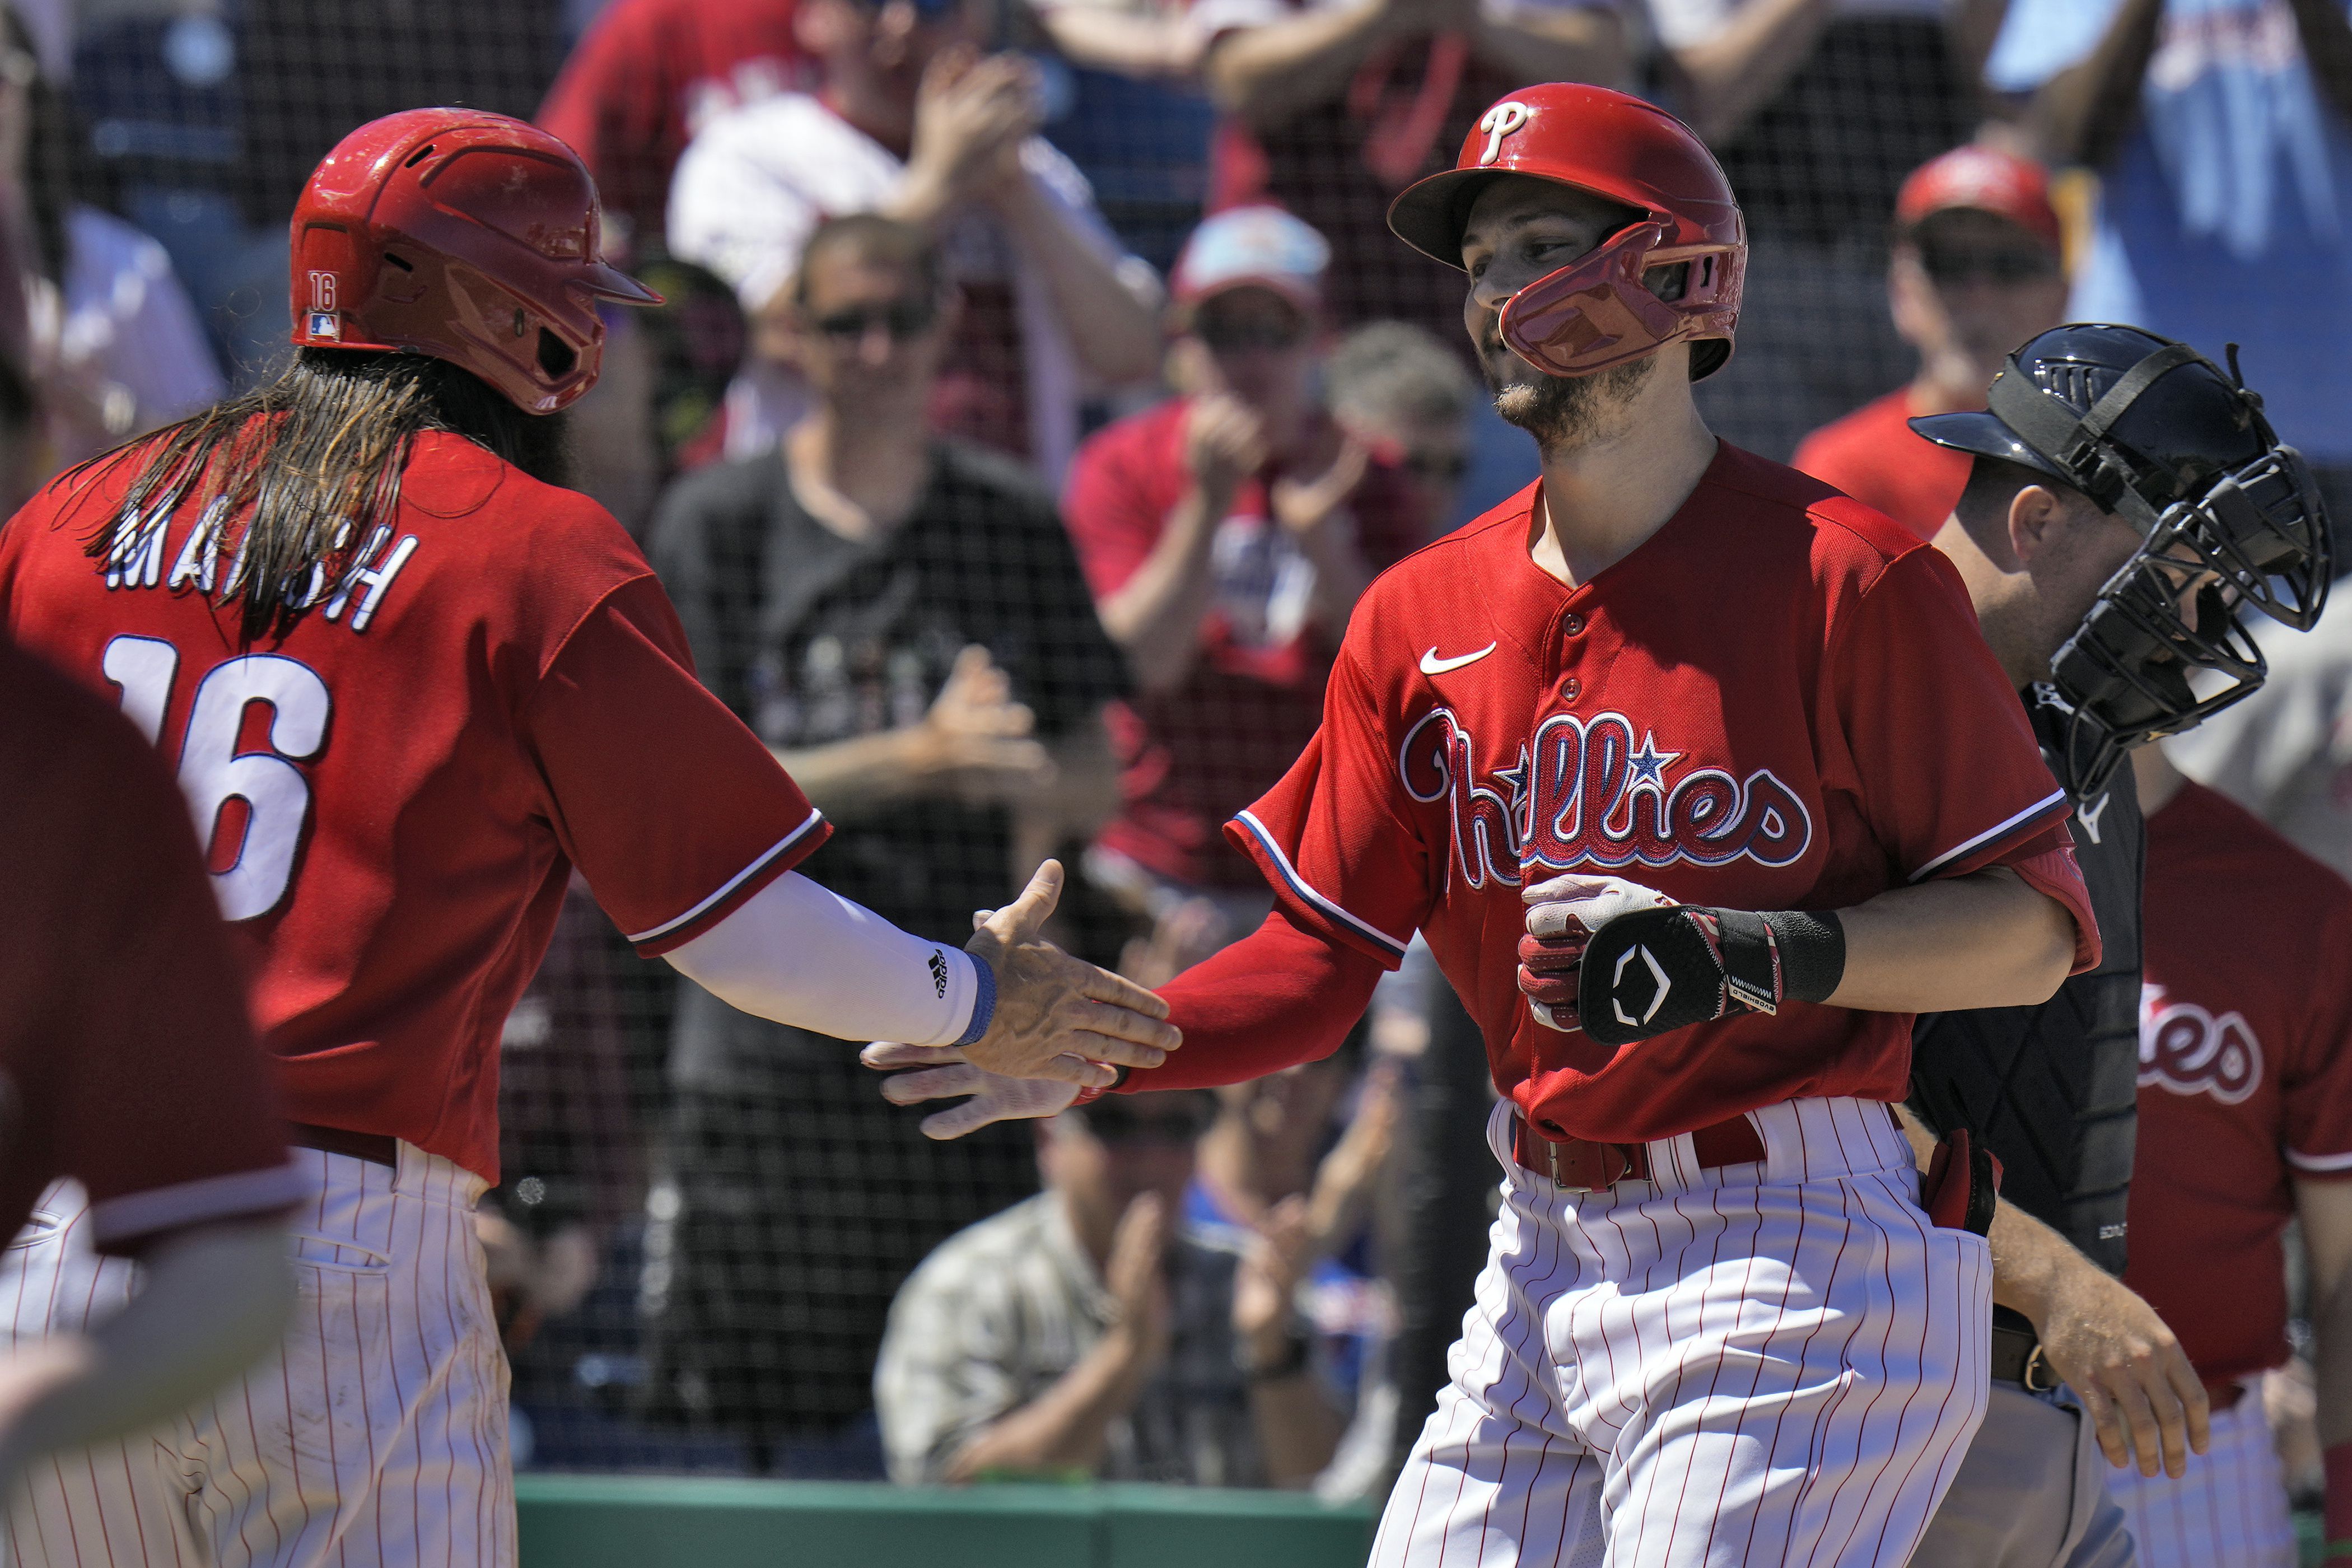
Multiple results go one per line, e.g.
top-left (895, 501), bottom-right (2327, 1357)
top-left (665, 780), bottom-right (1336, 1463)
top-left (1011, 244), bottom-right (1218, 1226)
top-left (1916, 246), bottom-right (2059, 287)
top-left (1072, 1102), bottom-right (1212, 1146)
top-left (1405, 449), bottom-right (1470, 483)
top-left (1195, 314), bottom-right (1309, 353)
top-left (810, 298), bottom-right (939, 344)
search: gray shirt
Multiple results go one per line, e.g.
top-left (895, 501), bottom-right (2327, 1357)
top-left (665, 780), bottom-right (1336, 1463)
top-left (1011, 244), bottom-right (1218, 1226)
top-left (874, 1192), bottom-right (1266, 1487)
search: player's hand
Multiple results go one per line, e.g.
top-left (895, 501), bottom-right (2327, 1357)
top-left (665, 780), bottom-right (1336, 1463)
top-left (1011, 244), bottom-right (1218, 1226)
top-left (907, 645), bottom-right (1055, 806)
top-left (963, 860), bottom-right (1180, 1084)
top-left (1183, 393), bottom-right (1268, 503)
top-left (862, 1041), bottom-right (1082, 1138)
top-left (1518, 874), bottom-right (1676, 1032)
top-left (2034, 1262), bottom-right (2210, 1478)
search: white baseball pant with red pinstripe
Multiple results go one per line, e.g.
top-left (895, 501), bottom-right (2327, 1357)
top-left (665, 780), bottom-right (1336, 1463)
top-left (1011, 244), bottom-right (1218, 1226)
top-left (0, 1144), bottom-right (515, 1568)
top-left (2103, 1387), bottom-right (2297, 1568)
top-left (1370, 1096), bottom-right (1991, 1568)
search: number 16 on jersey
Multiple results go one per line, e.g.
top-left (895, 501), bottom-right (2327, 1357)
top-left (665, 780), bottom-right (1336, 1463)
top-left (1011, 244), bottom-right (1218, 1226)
top-left (104, 634), bottom-right (330, 921)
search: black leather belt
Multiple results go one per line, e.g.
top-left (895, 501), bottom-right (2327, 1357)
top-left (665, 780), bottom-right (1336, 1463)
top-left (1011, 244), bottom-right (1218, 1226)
top-left (1511, 1111), bottom-right (1766, 1192)
top-left (288, 1122), bottom-right (398, 1169)
top-left (1991, 1319), bottom-right (2059, 1392)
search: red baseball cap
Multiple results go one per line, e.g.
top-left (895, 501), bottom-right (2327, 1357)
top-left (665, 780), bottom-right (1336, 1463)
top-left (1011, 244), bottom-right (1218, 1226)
top-left (1170, 206), bottom-right (1329, 315)
top-left (1894, 145), bottom-right (2061, 253)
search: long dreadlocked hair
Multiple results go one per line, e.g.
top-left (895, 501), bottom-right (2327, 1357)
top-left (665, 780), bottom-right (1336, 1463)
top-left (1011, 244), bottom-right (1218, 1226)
top-left (78, 348), bottom-right (567, 644)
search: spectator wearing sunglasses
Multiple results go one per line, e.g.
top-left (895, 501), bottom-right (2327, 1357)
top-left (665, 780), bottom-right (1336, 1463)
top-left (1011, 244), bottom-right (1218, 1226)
top-left (665, 0), bottom-right (1164, 484)
top-left (1793, 146), bottom-right (2070, 540)
top-left (875, 1088), bottom-right (1348, 1485)
top-left (1323, 320), bottom-right (1477, 544)
top-left (637, 213), bottom-right (1131, 1461)
top-left (1064, 208), bottom-right (1428, 972)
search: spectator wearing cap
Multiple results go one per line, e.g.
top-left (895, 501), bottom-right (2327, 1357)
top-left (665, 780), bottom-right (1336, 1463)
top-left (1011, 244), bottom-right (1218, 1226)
top-left (1194, 0), bottom-right (1626, 341)
top-left (875, 1089), bottom-right (1348, 1486)
top-left (1063, 207), bottom-right (1427, 963)
top-left (1792, 144), bottom-right (2069, 539)
top-left (665, 0), bottom-right (1164, 483)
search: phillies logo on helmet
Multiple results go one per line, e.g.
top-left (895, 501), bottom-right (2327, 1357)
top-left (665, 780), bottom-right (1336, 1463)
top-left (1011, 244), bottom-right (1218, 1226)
top-left (1398, 707), bottom-right (1813, 889)
top-left (2139, 984), bottom-right (2263, 1104)
top-left (1476, 101), bottom-right (1532, 166)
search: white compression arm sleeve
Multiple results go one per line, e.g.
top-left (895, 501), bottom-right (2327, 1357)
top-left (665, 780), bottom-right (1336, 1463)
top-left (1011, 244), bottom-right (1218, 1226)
top-left (664, 872), bottom-right (991, 1047)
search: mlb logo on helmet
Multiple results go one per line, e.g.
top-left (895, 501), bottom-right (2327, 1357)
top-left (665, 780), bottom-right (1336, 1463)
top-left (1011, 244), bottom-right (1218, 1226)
top-left (307, 312), bottom-right (340, 340)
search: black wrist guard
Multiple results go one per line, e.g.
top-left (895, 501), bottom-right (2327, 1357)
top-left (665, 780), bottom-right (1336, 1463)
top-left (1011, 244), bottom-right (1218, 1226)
top-left (1575, 906), bottom-right (1845, 1047)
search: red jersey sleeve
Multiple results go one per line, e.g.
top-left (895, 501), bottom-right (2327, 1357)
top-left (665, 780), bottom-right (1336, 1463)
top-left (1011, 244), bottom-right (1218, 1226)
top-left (26, 654), bottom-right (300, 1254)
top-left (1224, 640), bottom-right (1434, 968)
top-left (525, 572), bottom-right (830, 956)
top-left (2286, 884), bottom-right (2352, 1181)
top-left (1062, 408), bottom-right (1178, 601)
top-left (1825, 541), bottom-right (2096, 968)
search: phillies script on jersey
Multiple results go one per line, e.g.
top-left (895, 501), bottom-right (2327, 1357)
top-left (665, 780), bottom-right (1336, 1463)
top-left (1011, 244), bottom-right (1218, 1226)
top-left (0, 431), bottom-right (830, 1183)
top-left (1170, 445), bottom-right (2095, 1142)
top-left (2126, 778), bottom-right (2352, 1383)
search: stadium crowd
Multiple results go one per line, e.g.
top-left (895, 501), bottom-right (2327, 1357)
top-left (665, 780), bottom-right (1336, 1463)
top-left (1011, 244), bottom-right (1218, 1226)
top-left (3, 0), bottom-right (2351, 1548)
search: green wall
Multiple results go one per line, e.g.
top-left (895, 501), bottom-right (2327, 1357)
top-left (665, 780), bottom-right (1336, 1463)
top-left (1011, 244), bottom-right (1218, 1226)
top-left (515, 1476), bottom-right (1378, 1568)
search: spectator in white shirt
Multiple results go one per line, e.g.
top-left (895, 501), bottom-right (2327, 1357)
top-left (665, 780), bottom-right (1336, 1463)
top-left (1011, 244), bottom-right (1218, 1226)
top-left (666, 0), bottom-right (1164, 483)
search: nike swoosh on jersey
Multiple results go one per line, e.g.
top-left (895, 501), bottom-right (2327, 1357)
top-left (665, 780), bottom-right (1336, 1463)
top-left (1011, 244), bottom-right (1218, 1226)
top-left (1420, 642), bottom-right (1497, 675)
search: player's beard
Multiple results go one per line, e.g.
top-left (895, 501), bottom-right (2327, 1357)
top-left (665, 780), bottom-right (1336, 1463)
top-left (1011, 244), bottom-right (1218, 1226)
top-left (1488, 354), bottom-right (1656, 451)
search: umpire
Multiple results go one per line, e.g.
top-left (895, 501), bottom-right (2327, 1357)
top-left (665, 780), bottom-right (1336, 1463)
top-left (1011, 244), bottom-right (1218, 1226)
top-left (1900, 325), bottom-right (2330, 1566)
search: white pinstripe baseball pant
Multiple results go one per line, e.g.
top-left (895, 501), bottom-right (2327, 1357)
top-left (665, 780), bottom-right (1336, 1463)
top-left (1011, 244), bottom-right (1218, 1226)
top-left (1, 1144), bottom-right (516, 1568)
top-left (2104, 1386), bottom-right (2297, 1568)
top-left (1370, 1097), bottom-right (1992, 1568)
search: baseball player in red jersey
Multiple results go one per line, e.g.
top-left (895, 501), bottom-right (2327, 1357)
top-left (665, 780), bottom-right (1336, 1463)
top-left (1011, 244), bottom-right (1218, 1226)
top-left (0, 633), bottom-right (300, 1510)
top-left (2111, 744), bottom-right (2352, 1567)
top-left (872, 84), bottom-right (2102, 1566)
top-left (0, 109), bottom-right (1174, 1568)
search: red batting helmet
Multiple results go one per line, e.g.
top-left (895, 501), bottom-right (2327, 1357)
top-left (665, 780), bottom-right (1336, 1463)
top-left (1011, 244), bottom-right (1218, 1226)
top-left (1387, 84), bottom-right (1745, 380)
top-left (290, 108), bottom-right (660, 414)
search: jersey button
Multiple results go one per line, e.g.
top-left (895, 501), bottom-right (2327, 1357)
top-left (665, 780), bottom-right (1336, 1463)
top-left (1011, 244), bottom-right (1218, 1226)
top-left (1560, 676), bottom-right (1581, 701)
top-left (1562, 613), bottom-right (1585, 636)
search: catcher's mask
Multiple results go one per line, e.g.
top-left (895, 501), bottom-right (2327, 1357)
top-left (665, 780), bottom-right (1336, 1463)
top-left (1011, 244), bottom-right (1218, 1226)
top-left (1915, 324), bottom-right (2331, 800)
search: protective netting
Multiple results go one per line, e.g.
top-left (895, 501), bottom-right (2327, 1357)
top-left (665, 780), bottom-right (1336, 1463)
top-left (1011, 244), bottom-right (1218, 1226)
top-left (33, 0), bottom-right (2328, 1511)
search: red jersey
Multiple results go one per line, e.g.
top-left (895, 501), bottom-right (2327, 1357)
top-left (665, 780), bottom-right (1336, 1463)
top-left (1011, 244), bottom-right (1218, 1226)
top-left (0, 636), bottom-right (300, 1254)
top-left (0, 432), bottom-right (829, 1183)
top-left (1212, 446), bottom-right (2094, 1141)
top-left (1063, 397), bottom-right (1425, 888)
top-left (535, 0), bottom-right (812, 249)
top-left (1791, 388), bottom-right (1975, 542)
top-left (2126, 780), bottom-right (2352, 1383)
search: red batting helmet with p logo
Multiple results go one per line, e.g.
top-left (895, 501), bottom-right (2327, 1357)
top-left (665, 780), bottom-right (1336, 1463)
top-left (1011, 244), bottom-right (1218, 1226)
top-left (1388, 83), bottom-right (1746, 380)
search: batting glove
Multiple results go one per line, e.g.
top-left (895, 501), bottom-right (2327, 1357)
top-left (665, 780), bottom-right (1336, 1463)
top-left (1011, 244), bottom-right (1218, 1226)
top-left (1518, 874), bottom-right (1676, 1032)
top-left (1520, 874), bottom-right (1846, 1046)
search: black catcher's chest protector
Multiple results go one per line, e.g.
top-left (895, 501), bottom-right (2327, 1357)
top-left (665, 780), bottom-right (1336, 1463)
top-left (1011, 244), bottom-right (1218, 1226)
top-left (1907, 693), bottom-right (2145, 1276)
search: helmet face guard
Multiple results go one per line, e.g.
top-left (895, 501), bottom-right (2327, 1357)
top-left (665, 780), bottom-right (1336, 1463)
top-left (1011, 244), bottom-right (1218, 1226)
top-left (2040, 554), bottom-right (2269, 802)
top-left (1498, 220), bottom-right (1743, 379)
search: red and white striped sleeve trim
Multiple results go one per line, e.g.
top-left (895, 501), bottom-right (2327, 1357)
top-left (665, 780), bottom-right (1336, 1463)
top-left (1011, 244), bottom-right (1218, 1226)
top-left (624, 806), bottom-right (829, 954)
top-left (1907, 787), bottom-right (2071, 883)
top-left (88, 1161), bottom-right (309, 1251)
top-left (1233, 810), bottom-right (1412, 964)
top-left (2287, 1146), bottom-right (2352, 1178)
